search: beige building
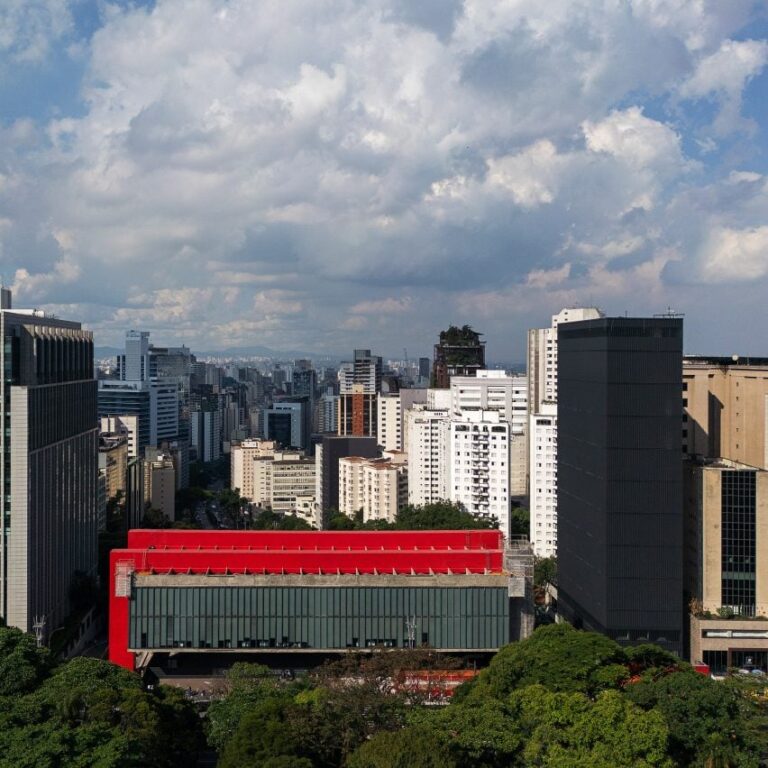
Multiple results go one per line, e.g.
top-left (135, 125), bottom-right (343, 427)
top-left (231, 439), bottom-right (279, 500)
top-left (683, 356), bottom-right (768, 468)
top-left (269, 454), bottom-right (317, 514)
top-left (339, 451), bottom-right (408, 524)
top-left (144, 452), bottom-right (176, 521)
top-left (98, 433), bottom-right (128, 501)
top-left (236, 446), bottom-right (316, 515)
top-left (685, 458), bottom-right (768, 673)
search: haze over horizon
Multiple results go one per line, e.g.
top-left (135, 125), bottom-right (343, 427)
top-left (2, 0), bottom-right (768, 360)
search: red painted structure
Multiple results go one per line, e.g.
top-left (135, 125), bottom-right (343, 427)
top-left (109, 529), bottom-right (505, 670)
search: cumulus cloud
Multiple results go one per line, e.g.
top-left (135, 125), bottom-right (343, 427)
top-left (0, 0), bottom-right (73, 64)
top-left (0, 0), bottom-right (765, 357)
top-left (679, 38), bottom-right (768, 134)
top-left (697, 226), bottom-right (768, 282)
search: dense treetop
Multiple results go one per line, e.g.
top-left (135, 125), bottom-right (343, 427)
top-left (1, 615), bottom-right (766, 766)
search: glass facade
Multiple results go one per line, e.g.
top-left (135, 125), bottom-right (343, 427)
top-left (721, 470), bottom-right (756, 616)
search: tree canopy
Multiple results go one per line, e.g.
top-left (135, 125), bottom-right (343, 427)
top-left (0, 629), bottom-right (202, 767)
top-left (327, 501), bottom-right (499, 531)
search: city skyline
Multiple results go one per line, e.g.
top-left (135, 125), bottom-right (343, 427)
top-left (1, 2), bottom-right (767, 359)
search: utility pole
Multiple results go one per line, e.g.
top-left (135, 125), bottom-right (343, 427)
top-left (32, 615), bottom-right (46, 648)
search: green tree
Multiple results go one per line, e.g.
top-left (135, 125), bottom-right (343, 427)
top-left (470, 624), bottom-right (628, 700)
top-left (534, 557), bottom-right (557, 589)
top-left (141, 508), bottom-right (172, 528)
top-left (348, 726), bottom-right (457, 768)
top-left (326, 510), bottom-right (360, 530)
top-left (394, 501), bottom-right (497, 530)
top-left (625, 669), bottom-right (756, 767)
top-left (516, 685), bottom-right (673, 768)
top-left (206, 664), bottom-right (287, 752)
top-left (0, 657), bottom-right (202, 768)
top-left (217, 699), bottom-right (309, 768)
top-left (0, 627), bottom-right (51, 696)
top-left (510, 506), bottom-right (529, 537)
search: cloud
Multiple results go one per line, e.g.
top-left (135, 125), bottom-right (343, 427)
top-left (679, 38), bottom-right (768, 134)
top-left (0, 0), bottom-right (765, 359)
top-left (0, 0), bottom-right (73, 64)
top-left (349, 297), bottom-right (413, 314)
top-left (697, 226), bottom-right (768, 282)
top-left (583, 107), bottom-right (684, 170)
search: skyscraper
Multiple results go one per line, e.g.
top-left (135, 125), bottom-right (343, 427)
top-left (527, 307), bottom-right (603, 557)
top-left (338, 349), bottom-right (382, 437)
top-left (557, 316), bottom-right (684, 655)
top-left (99, 330), bottom-right (179, 454)
top-left (0, 291), bottom-right (98, 636)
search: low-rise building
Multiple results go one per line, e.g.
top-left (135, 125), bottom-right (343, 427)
top-left (339, 451), bottom-right (408, 524)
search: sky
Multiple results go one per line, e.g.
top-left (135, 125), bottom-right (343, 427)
top-left (1, 0), bottom-right (768, 361)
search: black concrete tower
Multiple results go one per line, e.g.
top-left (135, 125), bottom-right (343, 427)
top-left (557, 316), bottom-right (684, 655)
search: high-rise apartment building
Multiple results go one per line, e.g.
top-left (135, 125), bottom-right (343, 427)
top-left (405, 404), bottom-right (449, 506)
top-left (449, 410), bottom-right (512, 536)
top-left (377, 394), bottom-right (402, 452)
top-left (557, 316), bottom-right (683, 655)
top-left (338, 349), bottom-right (382, 437)
top-left (527, 308), bottom-right (604, 413)
top-left (241, 451), bottom-right (316, 514)
top-left (0, 292), bottom-right (98, 636)
top-left (529, 403), bottom-right (558, 557)
top-left (432, 325), bottom-right (485, 388)
top-left (526, 307), bottom-right (603, 556)
top-left (450, 370), bottom-right (528, 499)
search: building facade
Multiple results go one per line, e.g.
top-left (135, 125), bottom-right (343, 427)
top-left (529, 403), bottom-right (558, 557)
top-left (685, 459), bottom-right (768, 672)
top-left (376, 394), bottom-right (402, 452)
top-left (109, 529), bottom-right (533, 672)
top-left (682, 356), bottom-right (768, 468)
top-left (1, 296), bottom-right (98, 636)
top-left (405, 404), bottom-right (449, 506)
top-left (432, 325), bottom-right (486, 389)
top-left (525, 307), bottom-right (604, 557)
top-left (557, 316), bottom-right (684, 656)
top-left (339, 452), bottom-right (408, 523)
top-left (338, 349), bottom-right (382, 437)
top-left (449, 410), bottom-right (511, 536)
top-left (315, 435), bottom-right (379, 517)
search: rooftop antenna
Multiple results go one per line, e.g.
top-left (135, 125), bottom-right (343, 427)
top-left (654, 306), bottom-right (685, 318)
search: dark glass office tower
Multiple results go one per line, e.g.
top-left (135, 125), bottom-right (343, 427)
top-left (557, 316), bottom-right (683, 655)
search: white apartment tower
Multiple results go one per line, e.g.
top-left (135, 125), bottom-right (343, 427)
top-left (405, 404), bottom-right (449, 506)
top-left (450, 370), bottom-right (528, 498)
top-left (449, 410), bottom-right (511, 536)
top-left (527, 307), bottom-right (603, 556)
top-left (376, 394), bottom-right (402, 451)
top-left (529, 403), bottom-right (558, 557)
